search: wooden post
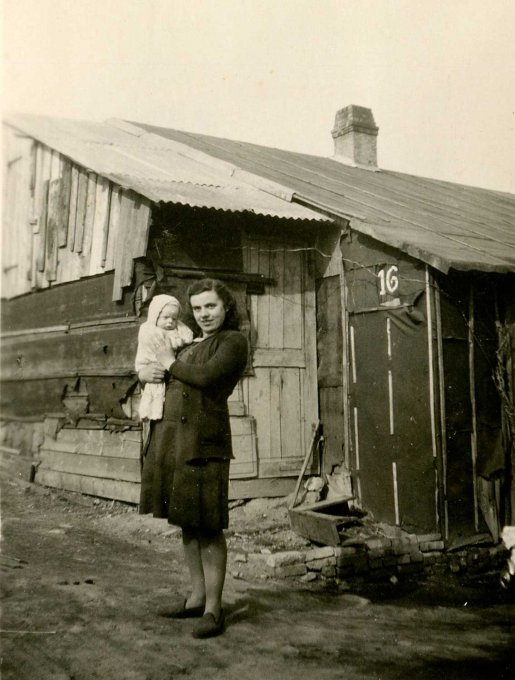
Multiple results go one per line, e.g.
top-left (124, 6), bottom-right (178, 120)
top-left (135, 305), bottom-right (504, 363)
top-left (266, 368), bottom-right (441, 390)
top-left (468, 281), bottom-right (479, 531)
top-left (337, 228), bottom-right (351, 468)
top-left (435, 281), bottom-right (449, 540)
top-left (289, 420), bottom-right (321, 510)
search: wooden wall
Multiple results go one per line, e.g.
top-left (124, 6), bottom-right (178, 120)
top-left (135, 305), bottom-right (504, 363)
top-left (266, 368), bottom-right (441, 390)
top-left (0, 273), bottom-right (138, 419)
top-left (2, 206), bottom-right (321, 501)
top-left (2, 124), bottom-right (151, 302)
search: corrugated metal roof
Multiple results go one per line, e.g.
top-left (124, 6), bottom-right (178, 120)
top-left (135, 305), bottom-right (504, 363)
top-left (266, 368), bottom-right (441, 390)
top-left (135, 124), bottom-right (515, 274)
top-left (3, 114), bottom-right (328, 223)
top-left (5, 113), bottom-right (515, 272)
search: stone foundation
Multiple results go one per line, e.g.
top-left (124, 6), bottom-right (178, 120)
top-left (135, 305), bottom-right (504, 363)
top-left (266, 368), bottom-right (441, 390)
top-left (264, 536), bottom-right (507, 583)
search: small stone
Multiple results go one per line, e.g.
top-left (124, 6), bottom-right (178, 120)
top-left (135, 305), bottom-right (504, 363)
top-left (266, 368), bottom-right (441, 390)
top-left (260, 548), bottom-right (272, 555)
top-left (334, 547), bottom-right (358, 558)
top-left (231, 570), bottom-right (244, 579)
top-left (416, 533), bottom-right (441, 543)
top-left (266, 551), bottom-right (305, 569)
top-left (305, 556), bottom-right (336, 571)
top-left (305, 546), bottom-right (334, 561)
top-left (300, 572), bottom-right (318, 583)
top-left (234, 553), bottom-right (248, 563)
top-left (274, 563), bottom-right (307, 578)
top-left (419, 540), bottom-right (445, 552)
top-left (321, 565), bottom-right (336, 578)
top-left (389, 575), bottom-right (399, 585)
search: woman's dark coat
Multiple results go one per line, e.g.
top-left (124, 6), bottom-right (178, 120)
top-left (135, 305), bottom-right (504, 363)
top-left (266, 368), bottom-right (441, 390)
top-left (168, 329), bottom-right (248, 462)
top-left (139, 329), bottom-right (248, 525)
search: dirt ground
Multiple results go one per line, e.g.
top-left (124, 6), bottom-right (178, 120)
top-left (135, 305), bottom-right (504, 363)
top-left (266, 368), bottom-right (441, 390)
top-left (1, 472), bottom-right (514, 680)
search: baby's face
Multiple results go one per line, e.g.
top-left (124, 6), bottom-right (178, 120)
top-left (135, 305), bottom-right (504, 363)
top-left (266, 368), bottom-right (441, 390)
top-left (156, 304), bottom-right (179, 330)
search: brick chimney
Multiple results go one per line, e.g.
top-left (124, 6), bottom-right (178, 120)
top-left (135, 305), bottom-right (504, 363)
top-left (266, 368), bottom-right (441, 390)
top-left (332, 105), bottom-right (379, 168)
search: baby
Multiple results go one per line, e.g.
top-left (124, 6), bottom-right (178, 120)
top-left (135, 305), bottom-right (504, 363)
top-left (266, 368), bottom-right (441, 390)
top-left (135, 294), bottom-right (193, 420)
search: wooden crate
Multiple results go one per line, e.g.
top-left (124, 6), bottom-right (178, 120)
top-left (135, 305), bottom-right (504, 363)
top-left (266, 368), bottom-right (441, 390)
top-left (288, 496), bottom-right (354, 546)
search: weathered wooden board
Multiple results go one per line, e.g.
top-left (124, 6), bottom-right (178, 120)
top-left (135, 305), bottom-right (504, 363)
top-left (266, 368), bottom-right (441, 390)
top-left (228, 476), bottom-right (295, 500)
top-left (41, 428), bottom-right (141, 459)
top-left (77, 173), bottom-right (97, 277)
top-left (58, 161), bottom-right (72, 247)
top-left (104, 186), bottom-right (121, 270)
top-left (252, 349), bottom-right (305, 368)
top-left (1, 272), bottom-right (134, 331)
top-left (38, 449), bottom-right (140, 482)
top-left (66, 166), bottom-right (79, 252)
top-left (44, 178), bottom-right (60, 281)
top-left (36, 179), bottom-right (49, 273)
top-left (256, 243), bottom-right (271, 345)
top-left (269, 246), bottom-right (284, 347)
top-left (0, 378), bottom-right (70, 417)
top-left (288, 508), bottom-right (342, 546)
top-left (283, 246), bottom-right (304, 349)
top-left (89, 177), bottom-right (110, 275)
top-left (280, 368), bottom-right (303, 460)
top-left (35, 468), bottom-right (140, 503)
top-left (112, 191), bottom-right (151, 301)
top-left (111, 190), bottom-right (136, 300)
top-left (319, 386), bottom-right (345, 471)
top-left (25, 142), bottom-right (37, 282)
top-left (31, 147), bottom-right (51, 289)
top-left (1, 323), bottom-right (139, 381)
top-left (73, 169), bottom-right (89, 253)
top-left (229, 416), bottom-right (258, 479)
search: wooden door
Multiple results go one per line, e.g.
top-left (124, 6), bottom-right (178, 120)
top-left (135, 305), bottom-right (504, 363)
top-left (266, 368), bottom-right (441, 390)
top-left (242, 234), bottom-right (318, 477)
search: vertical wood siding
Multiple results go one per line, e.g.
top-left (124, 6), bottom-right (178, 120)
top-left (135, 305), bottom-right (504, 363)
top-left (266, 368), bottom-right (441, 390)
top-left (2, 126), bottom-right (151, 302)
top-left (243, 234), bottom-right (318, 477)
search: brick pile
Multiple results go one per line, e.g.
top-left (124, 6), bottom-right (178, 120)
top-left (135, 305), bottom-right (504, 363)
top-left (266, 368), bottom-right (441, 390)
top-left (263, 534), bottom-right (506, 583)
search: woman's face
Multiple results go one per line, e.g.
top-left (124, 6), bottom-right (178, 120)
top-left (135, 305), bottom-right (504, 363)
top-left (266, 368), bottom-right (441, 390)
top-left (190, 290), bottom-right (227, 337)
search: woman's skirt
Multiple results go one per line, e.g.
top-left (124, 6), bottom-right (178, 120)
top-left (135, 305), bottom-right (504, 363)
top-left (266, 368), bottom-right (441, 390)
top-left (139, 417), bottom-right (230, 532)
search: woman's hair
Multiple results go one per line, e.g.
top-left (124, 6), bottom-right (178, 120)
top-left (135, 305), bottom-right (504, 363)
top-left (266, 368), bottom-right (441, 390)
top-left (186, 278), bottom-right (240, 332)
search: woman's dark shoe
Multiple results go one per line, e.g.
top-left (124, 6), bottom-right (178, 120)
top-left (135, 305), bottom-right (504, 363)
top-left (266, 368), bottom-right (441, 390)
top-left (157, 599), bottom-right (205, 619)
top-left (191, 610), bottom-right (225, 638)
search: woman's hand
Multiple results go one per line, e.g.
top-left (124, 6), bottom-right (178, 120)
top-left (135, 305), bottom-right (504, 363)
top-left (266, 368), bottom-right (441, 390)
top-left (138, 363), bottom-right (166, 384)
top-left (156, 346), bottom-right (175, 370)
top-left (149, 334), bottom-right (176, 371)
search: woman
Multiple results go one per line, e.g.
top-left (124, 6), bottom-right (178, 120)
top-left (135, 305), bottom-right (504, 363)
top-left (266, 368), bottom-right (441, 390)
top-left (137, 279), bottom-right (248, 639)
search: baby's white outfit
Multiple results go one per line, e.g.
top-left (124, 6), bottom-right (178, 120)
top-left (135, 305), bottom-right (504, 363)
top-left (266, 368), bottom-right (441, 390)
top-left (135, 295), bottom-right (193, 420)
